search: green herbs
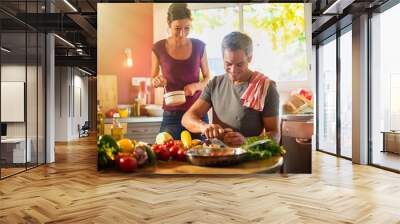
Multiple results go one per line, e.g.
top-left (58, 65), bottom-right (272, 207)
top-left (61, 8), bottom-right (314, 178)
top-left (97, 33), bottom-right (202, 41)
top-left (242, 135), bottom-right (286, 160)
top-left (97, 135), bottom-right (121, 169)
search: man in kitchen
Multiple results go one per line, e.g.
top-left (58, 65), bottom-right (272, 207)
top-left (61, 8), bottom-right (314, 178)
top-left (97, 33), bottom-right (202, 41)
top-left (182, 32), bottom-right (280, 147)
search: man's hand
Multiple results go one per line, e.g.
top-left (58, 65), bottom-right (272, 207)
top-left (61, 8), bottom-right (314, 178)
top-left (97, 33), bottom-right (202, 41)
top-left (201, 124), bottom-right (225, 139)
top-left (183, 83), bottom-right (198, 96)
top-left (152, 75), bottom-right (167, 88)
top-left (223, 130), bottom-right (245, 147)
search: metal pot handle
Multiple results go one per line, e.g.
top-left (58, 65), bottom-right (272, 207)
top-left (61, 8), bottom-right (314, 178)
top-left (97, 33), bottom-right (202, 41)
top-left (295, 138), bottom-right (311, 144)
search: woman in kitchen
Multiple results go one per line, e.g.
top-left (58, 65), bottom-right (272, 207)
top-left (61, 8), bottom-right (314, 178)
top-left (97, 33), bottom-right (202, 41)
top-left (151, 3), bottom-right (211, 140)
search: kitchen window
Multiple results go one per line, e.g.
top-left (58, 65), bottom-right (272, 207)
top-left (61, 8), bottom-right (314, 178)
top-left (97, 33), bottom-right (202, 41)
top-left (0, 1), bottom-right (47, 179)
top-left (339, 28), bottom-right (352, 159)
top-left (317, 36), bottom-right (337, 155)
top-left (370, 2), bottom-right (400, 171)
top-left (190, 3), bottom-right (307, 82)
top-left (191, 6), bottom-right (239, 77)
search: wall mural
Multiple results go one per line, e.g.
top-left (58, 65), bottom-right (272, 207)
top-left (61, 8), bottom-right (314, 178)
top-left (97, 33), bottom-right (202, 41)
top-left (97, 3), bottom-right (311, 174)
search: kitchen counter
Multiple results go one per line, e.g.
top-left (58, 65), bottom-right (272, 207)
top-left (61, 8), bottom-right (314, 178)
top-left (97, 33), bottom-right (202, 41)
top-left (104, 116), bottom-right (163, 124)
top-left (281, 113), bottom-right (314, 122)
top-left (104, 117), bottom-right (163, 143)
top-left (105, 156), bottom-right (283, 175)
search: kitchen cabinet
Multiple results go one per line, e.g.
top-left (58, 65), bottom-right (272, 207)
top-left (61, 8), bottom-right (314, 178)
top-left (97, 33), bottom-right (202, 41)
top-left (97, 75), bottom-right (118, 112)
top-left (382, 131), bottom-right (400, 154)
top-left (125, 122), bottom-right (161, 144)
top-left (281, 115), bottom-right (313, 173)
top-left (104, 117), bottom-right (162, 143)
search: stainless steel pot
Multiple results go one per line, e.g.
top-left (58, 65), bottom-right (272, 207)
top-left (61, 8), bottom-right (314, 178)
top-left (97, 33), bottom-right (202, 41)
top-left (185, 147), bottom-right (248, 167)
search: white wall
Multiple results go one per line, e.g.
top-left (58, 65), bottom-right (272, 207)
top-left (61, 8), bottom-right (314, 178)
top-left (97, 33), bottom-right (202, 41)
top-left (1, 64), bottom-right (45, 163)
top-left (54, 67), bottom-right (89, 141)
top-left (1, 65), bottom-right (36, 137)
top-left (71, 73), bottom-right (89, 138)
top-left (311, 45), bottom-right (317, 150)
top-left (1, 65), bottom-right (27, 140)
top-left (55, 67), bottom-right (69, 141)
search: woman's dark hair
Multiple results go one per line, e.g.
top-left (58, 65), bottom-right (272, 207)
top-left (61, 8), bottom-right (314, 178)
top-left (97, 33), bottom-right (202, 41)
top-left (167, 3), bottom-right (191, 24)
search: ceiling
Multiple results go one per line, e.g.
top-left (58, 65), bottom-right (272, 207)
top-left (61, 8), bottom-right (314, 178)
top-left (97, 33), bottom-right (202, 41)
top-left (1, 0), bottom-right (97, 74)
top-left (311, 0), bottom-right (391, 44)
top-left (0, 0), bottom-right (394, 75)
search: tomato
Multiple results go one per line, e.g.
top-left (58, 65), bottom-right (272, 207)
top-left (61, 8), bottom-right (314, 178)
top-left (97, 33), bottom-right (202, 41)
top-left (159, 144), bottom-right (167, 152)
top-left (299, 89), bottom-right (312, 101)
top-left (152, 144), bottom-right (165, 154)
top-left (174, 140), bottom-right (183, 148)
top-left (157, 149), bottom-right (170, 161)
top-left (165, 139), bottom-right (175, 149)
top-left (151, 144), bottom-right (159, 152)
top-left (169, 145), bottom-right (180, 159)
top-left (176, 149), bottom-right (186, 161)
top-left (105, 109), bottom-right (118, 118)
top-left (117, 156), bottom-right (137, 172)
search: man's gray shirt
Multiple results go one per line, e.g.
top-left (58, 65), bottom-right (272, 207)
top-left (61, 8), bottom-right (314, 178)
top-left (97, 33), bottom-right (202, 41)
top-left (200, 74), bottom-right (279, 137)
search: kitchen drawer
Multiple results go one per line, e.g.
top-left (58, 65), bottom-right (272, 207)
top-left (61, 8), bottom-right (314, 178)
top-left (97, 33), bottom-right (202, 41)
top-left (125, 122), bottom-right (161, 143)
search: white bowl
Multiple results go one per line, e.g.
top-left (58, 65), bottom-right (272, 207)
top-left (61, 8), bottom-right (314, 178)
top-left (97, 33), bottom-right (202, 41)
top-left (144, 104), bottom-right (163, 117)
top-left (164, 90), bottom-right (186, 106)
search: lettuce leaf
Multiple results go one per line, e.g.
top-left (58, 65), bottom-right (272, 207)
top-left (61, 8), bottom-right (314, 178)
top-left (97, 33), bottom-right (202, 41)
top-left (241, 135), bottom-right (285, 160)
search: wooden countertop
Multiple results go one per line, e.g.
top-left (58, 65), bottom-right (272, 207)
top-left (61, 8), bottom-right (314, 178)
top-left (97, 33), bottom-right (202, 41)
top-left (134, 156), bottom-right (283, 175)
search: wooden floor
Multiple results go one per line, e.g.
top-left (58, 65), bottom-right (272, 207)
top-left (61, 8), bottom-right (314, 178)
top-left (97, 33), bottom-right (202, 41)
top-left (1, 136), bottom-right (400, 223)
top-left (1, 163), bottom-right (44, 178)
top-left (372, 151), bottom-right (400, 171)
top-left (1, 167), bottom-right (26, 178)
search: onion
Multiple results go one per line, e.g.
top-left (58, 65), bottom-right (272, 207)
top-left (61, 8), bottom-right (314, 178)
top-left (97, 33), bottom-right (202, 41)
top-left (135, 146), bottom-right (148, 165)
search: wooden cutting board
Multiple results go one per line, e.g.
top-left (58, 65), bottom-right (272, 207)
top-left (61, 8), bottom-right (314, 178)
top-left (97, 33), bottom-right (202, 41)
top-left (97, 74), bottom-right (118, 112)
top-left (135, 156), bottom-right (283, 174)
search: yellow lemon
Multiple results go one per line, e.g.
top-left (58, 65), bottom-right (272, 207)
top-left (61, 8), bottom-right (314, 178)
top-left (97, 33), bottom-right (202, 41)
top-left (181, 130), bottom-right (192, 149)
top-left (155, 132), bottom-right (173, 144)
top-left (191, 139), bottom-right (202, 146)
top-left (117, 138), bottom-right (135, 153)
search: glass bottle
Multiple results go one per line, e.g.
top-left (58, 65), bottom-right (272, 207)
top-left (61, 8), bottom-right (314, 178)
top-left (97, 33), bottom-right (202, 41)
top-left (111, 113), bottom-right (123, 141)
top-left (138, 81), bottom-right (147, 105)
top-left (132, 97), bottom-right (140, 117)
top-left (97, 103), bottom-right (105, 136)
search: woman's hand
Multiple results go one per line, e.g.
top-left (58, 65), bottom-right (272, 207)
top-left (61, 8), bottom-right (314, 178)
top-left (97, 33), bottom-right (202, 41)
top-left (183, 83), bottom-right (198, 96)
top-left (223, 130), bottom-right (245, 147)
top-left (152, 75), bottom-right (167, 88)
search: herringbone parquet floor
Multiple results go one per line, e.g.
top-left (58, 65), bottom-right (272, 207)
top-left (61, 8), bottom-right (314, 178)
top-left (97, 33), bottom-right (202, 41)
top-left (1, 136), bottom-right (400, 224)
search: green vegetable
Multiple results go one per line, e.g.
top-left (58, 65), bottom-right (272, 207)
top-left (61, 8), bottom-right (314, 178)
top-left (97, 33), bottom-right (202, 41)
top-left (97, 135), bottom-right (121, 169)
top-left (98, 135), bottom-right (119, 149)
top-left (241, 135), bottom-right (286, 160)
top-left (144, 144), bottom-right (157, 166)
top-left (98, 153), bottom-right (108, 169)
top-left (105, 148), bottom-right (115, 161)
